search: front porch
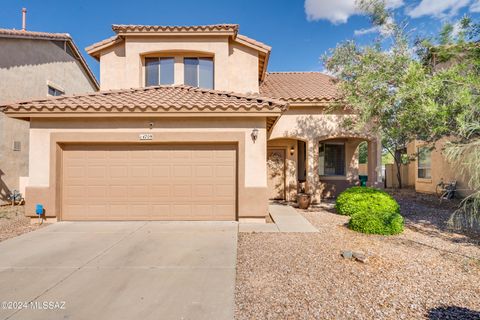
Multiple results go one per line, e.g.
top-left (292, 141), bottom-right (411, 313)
top-left (267, 136), bottom-right (382, 203)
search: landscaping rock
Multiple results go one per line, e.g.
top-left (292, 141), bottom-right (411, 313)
top-left (341, 250), bottom-right (353, 259)
top-left (352, 252), bottom-right (368, 263)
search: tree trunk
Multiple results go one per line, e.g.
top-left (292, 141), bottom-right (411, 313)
top-left (394, 150), bottom-right (403, 189)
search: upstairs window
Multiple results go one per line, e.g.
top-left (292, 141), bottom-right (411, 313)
top-left (184, 57), bottom-right (214, 89)
top-left (417, 147), bottom-right (432, 179)
top-left (318, 142), bottom-right (345, 176)
top-left (145, 57), bottom-right (174, 86)
top-left (48, 85), bottom-right (64, 96)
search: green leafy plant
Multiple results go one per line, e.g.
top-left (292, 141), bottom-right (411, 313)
top-left (349, 210), bottom-right (404, 235)
top-left (335, 186), bottom-right (400, 216)
top-left (335, 187), bottom-right (403, 235)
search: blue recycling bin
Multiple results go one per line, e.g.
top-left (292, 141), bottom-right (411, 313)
top-left (36, 204), bottom-right (43, 215)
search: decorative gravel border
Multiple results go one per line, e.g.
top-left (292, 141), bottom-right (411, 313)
top-left (0, 206), bottom-right (44, 242)
top-left (236, 193), bottom-right (480, 319)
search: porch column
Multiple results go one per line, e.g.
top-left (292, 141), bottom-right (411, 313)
top-left (306, 139), bottom-right (321, 203)
top-left (367, 137), bottom-right (383, 187)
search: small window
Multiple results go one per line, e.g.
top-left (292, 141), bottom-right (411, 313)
top-left (184, 57), bottom-right (214, 89)
top-left (318, 142), bottom-right (345, 176)
top-left (13, 141), bottom-right (21, 151)
top-left (145, 57), bottom-right (174, 86)
top-left (48, 85), bottom-right (64, 96)
top-left (417, 147), bottom-right (432, 179)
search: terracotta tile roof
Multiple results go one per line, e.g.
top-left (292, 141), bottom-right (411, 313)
top-left (86, 24), bottom-right (241, 59)
top-left (85, 24), bottom-right (271, 79)
top-left (112, 24), bottom-right (239, 34)
top-left (1, 85), bottom-right (287, 116)
top-left (0, 28), bottom-right (70, 40)
top-left (0, 28), bottom-right (99, 90)
top-left (260, 72), bottom-right (340, 103)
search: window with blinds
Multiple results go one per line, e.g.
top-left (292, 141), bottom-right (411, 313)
top-left (318, 142), bottom-right (345, 176)
top-left (417, 147), bottom-right (432, 179)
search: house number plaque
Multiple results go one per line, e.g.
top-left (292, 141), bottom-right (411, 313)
top-left (139, 133), bottom-right (153, 140)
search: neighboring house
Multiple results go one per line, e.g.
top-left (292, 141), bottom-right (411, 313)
top-left (403, 139), bottom-right (471, 197)
top-left (0, 28), bottom-right (99, 204)
top-left (1, 24), bottom-right (382, 222)
top-left (388, 45), bottom-right (475, 197)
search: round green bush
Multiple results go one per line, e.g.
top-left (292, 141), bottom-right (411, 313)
top-left (348, 210), bottom-right (404, 235)
top-left (335, 186), bottom-right (404, 235)
top-left (335, 186), bottom-right (400, 217)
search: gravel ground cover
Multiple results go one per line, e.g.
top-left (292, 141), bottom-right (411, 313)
top-left (236, 191), bottom-right (480, 319)
top-left (0, 205), bottom-right (43, 242)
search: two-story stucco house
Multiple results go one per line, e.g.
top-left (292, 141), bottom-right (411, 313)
top-left (1, 24), bottom-right (382, 222)
top-left (0, 28), bottom-right (99, 204)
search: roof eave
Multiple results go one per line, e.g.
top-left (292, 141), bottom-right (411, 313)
top-left (115, 30), bottom-right (237, 38)
top-left (0, 33), bottom-right (69, 41)
top-left (4, 110), bottom-right (285, 120)
top-left (86, 36), bottom-right (123, 60)
top-left (287, 100), bottom-right (343, 107)
top-left (260, 51), bottom-right (270, 82)
top-left (65, 39), bottom-right (99, 90)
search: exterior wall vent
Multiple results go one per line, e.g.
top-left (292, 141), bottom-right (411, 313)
top-left (13, 141), bottom-right (21, 151)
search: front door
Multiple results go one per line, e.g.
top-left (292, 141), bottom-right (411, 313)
top-left (267, 149), bottom-right (285, 200)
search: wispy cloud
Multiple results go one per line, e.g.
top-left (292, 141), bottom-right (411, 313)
top-left (354, 17), bottom-right (395, 36)
top-left (471, 0), bottom-right (480, 12)
top-left (354, 26), bottom-right (380, 35)
top-left (305, 0), bottom-right (404, 24)
top-left (407, 0), bottom-right (471, 19)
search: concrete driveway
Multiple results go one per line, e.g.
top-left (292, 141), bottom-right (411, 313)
top-left (0, 221), bottom-right (237, 320)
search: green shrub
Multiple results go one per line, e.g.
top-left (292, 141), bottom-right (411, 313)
top-left (348, 210), bottom-right (404, 235)
top-left (335, 186), bottom-right (404, 235)
top-left (335, 186), bottom-right (400, 217)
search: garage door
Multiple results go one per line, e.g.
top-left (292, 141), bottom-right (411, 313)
top-left (61, 144), bottom-right (236, 221)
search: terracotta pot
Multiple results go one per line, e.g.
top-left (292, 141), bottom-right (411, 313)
top-left (297, 193), bottom-right (312, 209)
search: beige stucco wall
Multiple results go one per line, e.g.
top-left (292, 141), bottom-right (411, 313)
top-left (26, 117), bottom-right (268, 219)
top-left (268, 106), bottom-right (382, 201)
top-left (98, 36), bottom-right (259, 93)
top-left (358, 163), bottom-right (368, 176)
top-left (0, 38), bottom-right (96, 203)
top-left (385, 163), bottom-right (409, 188)
top-left (407, 139), bottom-right (471, 197)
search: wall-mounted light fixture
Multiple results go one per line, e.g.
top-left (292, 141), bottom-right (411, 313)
top-left (251, 128), bottom-right (259, 143)
top-left (290, 146), bottom-right (295, 156)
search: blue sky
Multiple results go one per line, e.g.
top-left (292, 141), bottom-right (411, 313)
top-left (1, 0), bottom-right (479, 80)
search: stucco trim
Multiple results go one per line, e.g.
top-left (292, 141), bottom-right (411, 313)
top-left (85, 35), bottom-right (123, 60)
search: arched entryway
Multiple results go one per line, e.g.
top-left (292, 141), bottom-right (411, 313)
top-left (267, 137), bottom-right (308, 202)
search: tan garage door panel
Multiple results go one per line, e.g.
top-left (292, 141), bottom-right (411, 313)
top-left (62, 144), bottom-right (236, 220)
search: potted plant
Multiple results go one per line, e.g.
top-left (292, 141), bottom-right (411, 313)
top-left (296, 183), bottom-right (312, 209)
